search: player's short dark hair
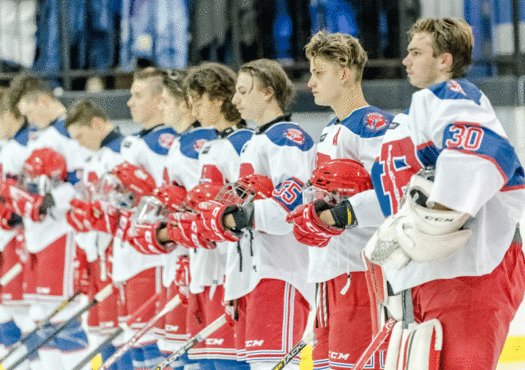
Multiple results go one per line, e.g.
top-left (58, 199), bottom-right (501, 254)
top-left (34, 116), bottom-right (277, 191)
top-left (239, 59), bottom-right (296, 111)
top-left (65, 99), bottom-right (108, 129)
top-left (408, 18), bottom-right (473, 79)
top-left (133, 67), bottom-right (165, 95)
top-left (305, 31), bottom-right (368, 82)
top-left (1, 84), bottom-right (23, 119)
top-left (9, 73), bottom-right (54, 105)
top-left (185, 62), bottom-right (241, 123)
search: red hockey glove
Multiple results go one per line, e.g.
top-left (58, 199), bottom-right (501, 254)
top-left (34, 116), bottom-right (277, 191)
top-left (286, 201), bottom-right (344, 248)
top-left (114, 209), bottom-right (134, 242)
top-left (92, 201), bottom-right (119, 234)
top-left (9, 187), bottom-right (45, 222)
top-left (129, 222), bottom-right (176, 255)
top-left (0, 203), bottom-right (14, 230)
top-left (174, 255), bottom-right (190, 305)
top-left (167, 212), bottom-right (216, 249)
top-left (73, 247), bottom-right (90, 295)
top-left (197, 201), bottom-right (240, 242)
top-left (153, 184), bottom-right (187, 212)
top-left (67, 199), bottom-right (95, 232)
top-left (0, 179), bottom-right (17, 205)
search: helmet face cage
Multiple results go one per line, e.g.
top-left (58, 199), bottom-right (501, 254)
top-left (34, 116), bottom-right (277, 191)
top-left (131, 196), bottom-right (168, 224)
top-left (94, 173), bottom-right (136, 209)
top-left (302, 183), bottom-right (343, 205)
top-left (18, 172), bottom-right (60, 196)
top-left (214, 182), bottom-right (256, 207)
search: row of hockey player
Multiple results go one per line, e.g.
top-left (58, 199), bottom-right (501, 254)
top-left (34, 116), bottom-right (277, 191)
top-left (0, 16), bottom-right (523, 370)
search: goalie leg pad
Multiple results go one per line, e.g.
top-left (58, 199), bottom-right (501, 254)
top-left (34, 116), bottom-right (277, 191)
top-left (398, 319), bottom-right (442, 370)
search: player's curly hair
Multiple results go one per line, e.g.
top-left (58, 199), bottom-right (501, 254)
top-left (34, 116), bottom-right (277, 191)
top-left (239, 59), bottom-right (296, 111)
top-left (163, 68), bottom-right (189, 102)
top-left (185, 62), bottom-right (241, 123)
top-left (305, 31), bottom-right (368, 82)
top-left (65, 99), bottom-right (108, 129)
top-left (408, 18), bottom-right (473, 79)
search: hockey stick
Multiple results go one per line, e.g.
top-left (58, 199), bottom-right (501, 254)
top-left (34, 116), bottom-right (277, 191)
top-left (353, 317), bottom-right (397, 370)
top-left (98, 295), bottom-right (181, 370)
top-left (1, 283), bottom-right (114, 370)
top-left (152, 314), bottom-right (228, 370)
top-left (0, 263), bottom-right (22, 287)
top-left (0, 289), bottom-right (81, 365)
top-left (271, 331), bottom-right (314, 370)
top-left (72, 291), bottom-right (161, 370)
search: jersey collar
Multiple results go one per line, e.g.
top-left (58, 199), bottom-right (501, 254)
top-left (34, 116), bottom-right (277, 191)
top-left (100, 128), bottom-right (122, 148)
top-left (138, 123), bottom-right (165, 138)
top-left (255, 114), bottom-right (292, 134)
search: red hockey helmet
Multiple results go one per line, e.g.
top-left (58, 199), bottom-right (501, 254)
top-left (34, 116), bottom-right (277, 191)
top-left (20, 148), bottom-right (68, 194)
top-left (184, 183), bottom-right (223, 211)
top-left (95, 162), bottom-right (156, 209)
top-left (214, 174), bottom-right (274, 206)
top-left (303, 159), bottom-right (372, 204)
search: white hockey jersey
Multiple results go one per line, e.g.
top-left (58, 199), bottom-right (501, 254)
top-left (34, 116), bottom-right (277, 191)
top-left (74, 129), bottom-right (126, 265)
top-left (112, 124), bottom-right (178, 283)
top-left (370, 79), bottom-right (525, 293)
top-left (22, 116), bottom-right (93, 254)
top-left (0, 123), bottom-right (35, 250)
top-left (223, 115), bottom-right (316, 306)
top-left (189, 127), bottom-right (253, 295)
top-left (308, 106), bottom-right (393, 283)
top-left (159, 125), bottom-right (218, 289)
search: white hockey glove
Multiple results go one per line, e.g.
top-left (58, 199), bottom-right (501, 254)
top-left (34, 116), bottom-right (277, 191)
top-left (364, 168), bottom-right (472, 270)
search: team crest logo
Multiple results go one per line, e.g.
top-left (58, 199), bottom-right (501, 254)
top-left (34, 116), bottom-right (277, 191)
top-left (193, 139), bottom-right (207, 151)
top-left (363, 112), bottom-right (388, 131)
top-left (284, 128), bottom-right (304, 144)
top-left (447, 80), bottom-right (467, 96)
top-left (158, 133), bottom-right (175, 149)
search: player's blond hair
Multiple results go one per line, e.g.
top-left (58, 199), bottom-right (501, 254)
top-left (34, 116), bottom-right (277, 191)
top-left (239, 59), bottom-right (295, 111)
top-left (305, 31), bottom-right (368, 82)
top-left (133, 67), bottom-right (165, 96)
top-left (408, 18), bottom-right (473, 79)
top-left (185, 62), bottom-right (241, 123)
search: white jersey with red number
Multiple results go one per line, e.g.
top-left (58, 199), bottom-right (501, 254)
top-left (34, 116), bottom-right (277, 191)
top-left (23, 116), bottom-right (93, 253)
top-left (74, 130), bottom-right (126, 263)
top-left (370, 79), bottom-right (525, 293)
top-left (112, 125), bottom-right (179, 283)
top-left (189, 128), bottom-right (253, 295)
top-left (308, 107), bottom-right (393, 283)
top-left (223, 116), bottom-right (316, 305)
top-left (160, 126), bottom-right (218, 288)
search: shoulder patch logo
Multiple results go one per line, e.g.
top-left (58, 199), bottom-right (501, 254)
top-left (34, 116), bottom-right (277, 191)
top-left (446, 80), bottom-right (466, 96)
top-left (284, 128), bottom-right (304, 144)
top-left (363, 112), bottom-right (388, 131)
top-left (193, 139), bottom-right (207, 152)
top-left (158, 133), bottom-right (175, 149)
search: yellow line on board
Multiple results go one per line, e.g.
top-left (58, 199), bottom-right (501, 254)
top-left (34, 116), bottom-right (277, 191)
top-left (499, 336), bottom-right (525, 363)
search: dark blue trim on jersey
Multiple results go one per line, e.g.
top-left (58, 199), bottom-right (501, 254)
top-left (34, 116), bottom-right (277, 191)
top-left (272, 177), bottom-right (304, 212)
top-left (334, 106), bottom-right (393, 138)
top-left (416, 143), bottom-right (440, 167)
top-left (13, 121), bottom-right (35, 146)
top-left (180, 127), bottom-right (218, 159)
top-left (141, 126), bottom-right (179, 155)
top-left (51, 116), bottom-right (71, 138)
top-left (443, 123), bottom-right (525, 188)
top-left (265, 123), bottom-right (315, 151)
top-left (67, 170), bottom-right (82, 186)
top-left (428, 79), bottom-right (482, 105)
top-left (226, 129), bottom-right (254, 155)
top-left (101, 129), bottom-right (124, 153)
top-left (371, 160), bottom-right (392, 217)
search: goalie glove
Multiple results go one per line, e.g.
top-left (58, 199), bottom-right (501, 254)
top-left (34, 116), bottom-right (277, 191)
top-left (364, 168), bottom-right (472, 270)
top-left (286, 200), bottom-right (345, 248)
top-left (129, 222), bottom-right (176, 254)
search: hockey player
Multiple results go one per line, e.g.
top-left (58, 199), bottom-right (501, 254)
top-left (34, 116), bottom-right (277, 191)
top-left (5, 74), bottom-right (93, 370)
top-left (286, 31), bottom-right (393, 369)
top-left (64, 99), bottom-right (131, 369)
top-left (197, 59), bottom-right (316, 370)
top-left (330, 18), bottom-right (525, 369)
top-left (0, 89), bottom-right (39, 370)
top-left (114, 68), bottom-right (178, 370)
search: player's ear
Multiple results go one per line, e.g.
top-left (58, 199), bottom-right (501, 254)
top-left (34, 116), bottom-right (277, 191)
top-left (91, 117), bottom-right (104, 130)
top-left (339, 67), bottom-right (353, 85)
top-left (438, 52), bottom-right (453, 74)
top-left (263, 86), bottom-right (275, 102)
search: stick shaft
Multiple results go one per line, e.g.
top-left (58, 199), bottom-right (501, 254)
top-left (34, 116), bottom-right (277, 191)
top-left (353, 317), bottom-right (396, 370)
top-left (271, 332), bottom-right (314, 370)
